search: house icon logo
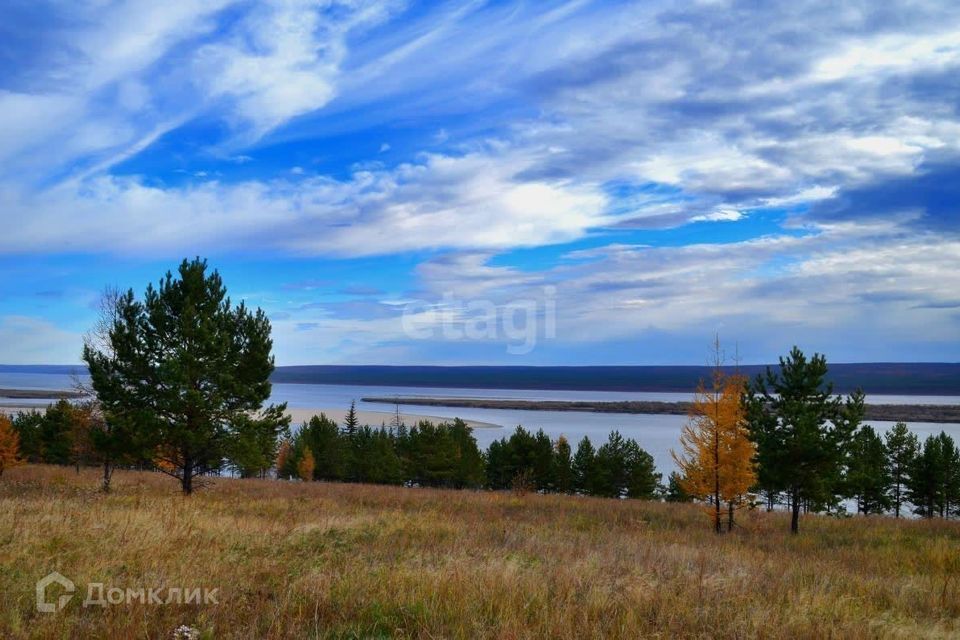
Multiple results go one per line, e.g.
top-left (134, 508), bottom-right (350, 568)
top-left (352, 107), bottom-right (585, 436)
top-left (36, 572), bottom-right (75, 613)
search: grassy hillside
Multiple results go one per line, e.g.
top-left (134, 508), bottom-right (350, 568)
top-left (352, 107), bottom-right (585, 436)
top-left (2, 466), bottom-right (959, 639)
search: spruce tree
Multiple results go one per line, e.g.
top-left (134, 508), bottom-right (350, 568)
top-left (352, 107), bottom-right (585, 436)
top-left (344, 400), bottom-right (360, 435)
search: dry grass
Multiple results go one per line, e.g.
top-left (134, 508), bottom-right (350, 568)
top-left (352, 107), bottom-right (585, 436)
top-left (1, 465), bottom-right (959, 639)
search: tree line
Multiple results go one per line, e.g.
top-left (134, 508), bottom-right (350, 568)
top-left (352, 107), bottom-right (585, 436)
top-left (274, 402), bottom-right (661, 499)
top-left (672, 343), bottom-right (960, 533)
top-left (1, 259), bottom-right (958, 536)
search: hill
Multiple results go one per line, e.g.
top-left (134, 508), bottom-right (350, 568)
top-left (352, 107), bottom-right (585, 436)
top-left (4, 363), bottom-right (960, 395)
top-left (274, 363), bottom-right (960, 395)
top-left (1, 465), bottom-right (958, 638)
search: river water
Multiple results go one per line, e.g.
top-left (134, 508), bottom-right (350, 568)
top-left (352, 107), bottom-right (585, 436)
top-left (3, 372), bottom-right (958, 475)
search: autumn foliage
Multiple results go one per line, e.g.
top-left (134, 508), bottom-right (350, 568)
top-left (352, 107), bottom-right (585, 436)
top-left (297, 448), bottom-right (315, 482)
top-left (672, 367), bottom-right (756, 532)
top-left (0, 414), bottom-right (24, 477)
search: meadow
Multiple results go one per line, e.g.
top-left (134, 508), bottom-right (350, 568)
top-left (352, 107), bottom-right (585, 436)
top-left (2, 465), bottom-right (960, 639)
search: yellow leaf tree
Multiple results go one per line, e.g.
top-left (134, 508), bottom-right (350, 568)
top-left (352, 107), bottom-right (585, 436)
top-left (276, 439), bottom-right (293, 479)
top-left (297, 448), bottom-right (315, 482)
top-left (672, 341), bottom-right (756, 533)
top-left (0, 414), bottom-right (25, 477)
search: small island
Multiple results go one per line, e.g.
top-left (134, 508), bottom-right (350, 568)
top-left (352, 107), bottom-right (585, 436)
top-left (362, 396), bottom-right (960, 424)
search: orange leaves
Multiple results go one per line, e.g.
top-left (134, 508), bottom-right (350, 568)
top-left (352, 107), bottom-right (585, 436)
top-left (297, 449), bottom-right (315, 482)
top-left (276, 440), bottom-right (292, 476)
top-left (0, 414), bottom-right (25, 477)
top-left (671, 369), bottom-right (756, 530)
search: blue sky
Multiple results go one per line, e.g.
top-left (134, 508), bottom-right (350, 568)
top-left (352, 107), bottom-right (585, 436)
top-left (0, 0), bottom-right (958, 365)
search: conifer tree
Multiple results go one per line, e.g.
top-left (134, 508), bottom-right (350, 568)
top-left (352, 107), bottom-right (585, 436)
top-left (344, 400), bottom-right (360, 435)
top-left (572, 436), bottom-right (596, 494)
top-left (664, 471), bottom-right (693, 502)
top-left (84, 259), bottom-right (286, 495)
top-left (745, 347), bottom-right (854, 534)
top-left (884, 422), bottom-right (918, 518)
top-left (907, 432), bottom-right (960, 518)
top-left (554, 435), bottom-right (574, 493)
top-left (846, 426), bottom-right (892, 515)
top-left (672, 340), bottom-right (755, 532)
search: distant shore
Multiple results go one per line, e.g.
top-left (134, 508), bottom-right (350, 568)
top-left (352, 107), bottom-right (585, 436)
top-left (362, 396), bottom-right (960, 424)
top-left (0, 400), bottom-right (501, 430)
top-left (0, 388), bottom-right (84, 400)
top-left (283, 406), bottom-right (500, 430)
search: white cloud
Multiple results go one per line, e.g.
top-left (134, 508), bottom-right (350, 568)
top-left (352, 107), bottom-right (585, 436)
top-left (0, 316), bottom-right (82, 364)
top-left (0, 146), bottom-right (615, 256)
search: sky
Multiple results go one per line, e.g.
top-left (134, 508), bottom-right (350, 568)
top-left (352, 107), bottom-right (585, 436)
top-left (0, 0), bottom-right (958, 366)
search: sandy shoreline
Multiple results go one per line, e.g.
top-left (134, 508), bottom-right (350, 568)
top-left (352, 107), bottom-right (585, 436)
top-left (0, 402), bottom-right (502, 430)
top-left (284, 407), bottom-right (500, 429)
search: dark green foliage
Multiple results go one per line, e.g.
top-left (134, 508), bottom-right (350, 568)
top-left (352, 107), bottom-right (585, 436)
top-left (746, 347), bottom-right (857, 533)
top-left (845, 426), bottom-right (892, 515)
top-left (298, 414), bottom-right (347, 480)
top-left (590, 431), bottom-right (661, 499)
top-left (289, 414), bottom-right (484, 489)
top-left (572, 436), bottom-right (596, 494)
top-left (10, 411), bottom-right (46, 463)
top-left (664, 471), bottom-right (693, 502)
top-left (403, 420), bottom-right (483, 488)
top-left (10, 401), bottom-right (74, 465)
top-left (906, 432), bottom-right (960, 518)
top-left (884, 422), bottom-right (918, 518)
top-left (227, 406), bottom-right (290, 478)
top-left (83, 258), bottom-right (286, 494)
top-left (554, 436), bottom-right (574, 493)
top-left (344, 401), bottom-right (360, 435)
top-left (484, 426), bottom-right (556, 492)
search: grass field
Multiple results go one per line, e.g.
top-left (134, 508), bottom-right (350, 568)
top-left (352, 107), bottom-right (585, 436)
top-left (2, 466), bottom-right (959, 639)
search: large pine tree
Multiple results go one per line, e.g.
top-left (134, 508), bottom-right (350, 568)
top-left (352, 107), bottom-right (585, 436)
top-left (84, 258), bottom-right (286, 494)
top-left (745, 347), bottom-right (857, 533)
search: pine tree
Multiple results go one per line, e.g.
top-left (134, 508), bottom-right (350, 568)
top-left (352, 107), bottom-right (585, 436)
top-left (907, 432), bottom-right (960, 518)
top-left (572, 436), bottom-right (596, 494)
top-left (745, 347), bottom-right (854, 534)
top-left (37, 400), bottom-right (75, 465)
top-left (83, 258), bottom-right (286, 495)
top-left (624, 439), bottom-right (661, 499)
top-left (846, 426), bottom-right (892, 515)
top-left (664, 472), bottom-right (693, 502)
top-left (884, 422), bottom-right (918, 518)
top-left (0, 415), bottom-right (25, 477)
top-left (554, 436), bottom-right (574, 493)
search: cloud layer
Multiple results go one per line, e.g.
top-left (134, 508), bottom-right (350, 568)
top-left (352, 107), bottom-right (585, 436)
top-left (1, 0), bottom-right (958, 363)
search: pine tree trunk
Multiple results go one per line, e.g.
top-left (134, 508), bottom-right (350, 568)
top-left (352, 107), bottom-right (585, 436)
top-left (790, 489), bottom-right (801, 534)
top-left (101, 460), bottom-right (113, 493)
top-left (182, 456), bottom-right (194, 495)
